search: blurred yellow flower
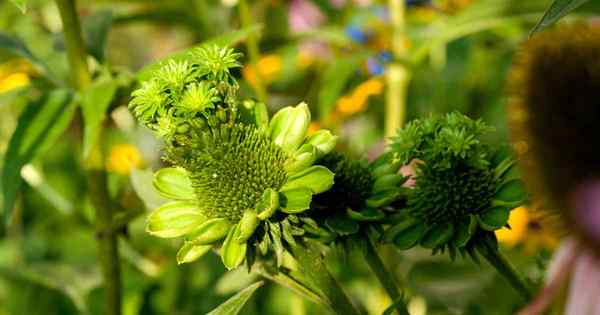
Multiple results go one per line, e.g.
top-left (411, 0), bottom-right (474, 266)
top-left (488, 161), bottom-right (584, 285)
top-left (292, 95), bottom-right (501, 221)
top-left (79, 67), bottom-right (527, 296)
top-left (297, 51), bottom-right (315, 69)
top-left (496, 206), bottom-right (560, 254)
top-left (242, 54), bottom-right (282, 86)
top-left (106, 144), bottom-right (143, 175)
top-left (0, 59), bottom-right (32, 93)
top-left (335, 78), bottom-right (384, 116)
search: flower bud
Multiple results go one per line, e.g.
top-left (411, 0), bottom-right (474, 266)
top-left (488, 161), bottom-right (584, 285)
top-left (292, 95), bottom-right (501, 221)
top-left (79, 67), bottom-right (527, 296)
top-left (269, 102), bottom-right (310, 154)
top-left (306, 130), bottom-right (337, 157)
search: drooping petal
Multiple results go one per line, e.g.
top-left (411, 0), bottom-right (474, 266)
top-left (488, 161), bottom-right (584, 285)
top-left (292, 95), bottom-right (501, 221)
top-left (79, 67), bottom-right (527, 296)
top-left (153, 167), bottom-right (195, 200)
top-left (238, 210), bottom-right (260, 243)
top-left (146, 201), bottom-right (205, 238)
top-left (284, 143), bottom-right (317, 173)
top-left (177, 242), bottom-right (212, 264)
top-left (281, 165), bottom-right (334, 194)
top-left (421, 223), bottom-right (455, 249)
top-left (279, 187), bottom-right (312, 213)
top-left (478, 206), bottom-right (511, 231)
top-left (256, 188), bottom-right (280, 220)
top-left (221, 223), bottom-right (247, 270)
top-left (188, 218), bottom-right (231, 244)
top-left (306, 129), bottom-right (337, 157)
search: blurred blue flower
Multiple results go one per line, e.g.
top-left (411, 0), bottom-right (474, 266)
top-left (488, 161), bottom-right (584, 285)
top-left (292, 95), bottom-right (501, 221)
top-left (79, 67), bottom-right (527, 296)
top-left (367, 57), bottom-right (384, 75)
top-left (345, 25), bottom-right (369, 44)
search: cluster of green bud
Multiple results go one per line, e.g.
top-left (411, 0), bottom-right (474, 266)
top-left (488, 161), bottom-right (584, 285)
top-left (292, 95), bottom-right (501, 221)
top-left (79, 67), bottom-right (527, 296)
top-left (385, 113), bottom-right (527, 260)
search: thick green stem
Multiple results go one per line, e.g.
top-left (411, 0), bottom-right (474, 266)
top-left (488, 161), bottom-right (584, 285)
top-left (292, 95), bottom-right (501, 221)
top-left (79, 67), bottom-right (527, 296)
top-left (291, 243), bottom-right (360, 315)
top-left (55, 0), bottom-right (90, 89)
top-left (385, 0), bottom-right (411, 138)
top-left (362, 238), bottom-right (409, 315)
top-left (476, 240), bottom-right (532, 300)
top-left (238, 0), bottom-right (268, 103)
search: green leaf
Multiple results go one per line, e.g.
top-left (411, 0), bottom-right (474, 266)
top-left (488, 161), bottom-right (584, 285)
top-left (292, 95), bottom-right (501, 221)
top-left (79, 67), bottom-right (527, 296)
top-left (325, 215), bottom-right (360, 235)
top-left (279, 188), bottom-right (312, 214)
top-left (82, 10), bottom-right (113, 62)
top-left (317, 55), bottom-right (363, 118)
top-left (282, 165), bottom-right (334, 194)
top-left (2, 90), bottom-right (75, 224)
top-left (153, 167), bottom-right (195, 200)
top-left (81, 77), bottom-right (117, 159)
top-left (176, 242), bottom-right (212, 264)
top-left (146, 201), bottom-right (205, 238)
top-left (137, 25), bottom-right (262, 81)
top-left (221, 223), bottom-right (247, 270)
top-left (207, 281), bottom-right (264, 315)
top-left (421, 223), bottom-right (455, 248)
top-left (9, 0), bottom-right (27, 13)
top-left (531, 0), bottom-right (589, 35)
top-left (478, 206), bottom-right (511, 231)
top-left (393, 222), bottom-right (427, 250)
top-left (189, 218), bottom-right (231, 245)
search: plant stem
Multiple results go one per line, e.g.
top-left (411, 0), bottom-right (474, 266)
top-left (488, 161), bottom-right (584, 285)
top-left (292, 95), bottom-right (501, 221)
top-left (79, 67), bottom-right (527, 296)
top-left (56, 1), bottom-right (121, 314)
top-left (238, 0), bottom-right (268, 103)
top-left (291, 243), bottom-right (360, 315)
top-left (385, 0), bottom-right (411, 138)
top-left (55, 0), bottom-right (91, 89)
top-left (476, 239), bottom-right (533, 300)
top-left (362, 237), bottom-right (409, 315)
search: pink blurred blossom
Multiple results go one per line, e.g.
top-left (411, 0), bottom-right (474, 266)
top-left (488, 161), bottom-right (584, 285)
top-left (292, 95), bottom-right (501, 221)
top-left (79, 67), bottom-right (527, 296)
top-left (289, 0), bottom-right (325, 33)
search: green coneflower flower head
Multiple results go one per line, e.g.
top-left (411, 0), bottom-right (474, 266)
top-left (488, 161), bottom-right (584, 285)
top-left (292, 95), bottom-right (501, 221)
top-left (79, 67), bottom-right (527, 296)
top-left (307, 152), bottom-right (404, 243)
top-left (385, 112), bottom-right (526, 261)
top-left (146, 100), bottom-right (338, 269)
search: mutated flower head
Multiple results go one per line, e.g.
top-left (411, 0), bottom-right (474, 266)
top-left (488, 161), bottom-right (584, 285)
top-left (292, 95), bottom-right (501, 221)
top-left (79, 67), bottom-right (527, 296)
top-left (508, 23), bottom-right (600, 252)
top-left (305, 152), bottom-right (404, 245)
top-left (385, 112), bottom-right (526, 261)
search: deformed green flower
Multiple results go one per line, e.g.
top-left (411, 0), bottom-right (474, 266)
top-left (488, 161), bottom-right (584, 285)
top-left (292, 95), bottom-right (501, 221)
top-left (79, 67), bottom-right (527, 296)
top-left (385, 113), bottom-right (526, 261)
top-left (178, 82), bottom-right (220, 117)
top-left (147, 102), bottom-right (337, 269)
top-left (194, 45), bottom-right (243, 81)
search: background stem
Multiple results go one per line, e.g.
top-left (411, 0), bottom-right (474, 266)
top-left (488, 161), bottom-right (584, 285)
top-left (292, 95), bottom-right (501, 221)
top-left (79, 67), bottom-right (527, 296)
top-left (362, 237), bottom-right (409, 315)
top-left (385, 0), bottom-right (410, 138)
top-left (291, 243), bottom-right (360, 315)
top-left (238, 0), bottom-right (268, 103)
top-left (55, 0), bottom-right (91, 89)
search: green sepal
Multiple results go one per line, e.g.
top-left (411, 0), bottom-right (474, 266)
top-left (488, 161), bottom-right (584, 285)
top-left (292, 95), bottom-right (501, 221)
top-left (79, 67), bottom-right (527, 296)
top-left (392, 221), bottom-right (427, 250)
top-left (420, 223), bottom-right (455, 249)
top-left (306, 129), bottom-right (337, 157)
top-left (241, 99), bottom-right (269, 131)
top-left (325, 214), bottom-right (360, 235)
top-left (452, 215), bottom-right (477, 247)
top-left (478, 206), bottom-right (510, 231)
top-left (366, 189), bottom-right (400, 207)
top-left (269, 102), bottom-right (310, 154)
top-left (189, 218), bottom-right (231, 245)
top-left (146, 201), bottom-right (205, 238)
top-left (153, 167), bottom-right (195, 200)
top-left (383, 217), bottom-right (418, 243)
top-left (371, 162), bottom-right (400, 178)
top-left (258, 231), bottom-right (270, 256)
top-left (221, 223), bottom-right (247, 270)
top-left (237, 210), bottom-right (260, 243)
top-left (495, 179), bottom-right (526, 203)
top-left (373, 174), bottom-right (404, 193)
top-left (256, 188), bottom-right (280, 220)
top-left (285, 144), bottom-right (317, 174)
top-left (279, 188), bottom-right (312, 213)
top-left (282, 165), bottom-right (334, 194)
top-left (346, 207), bottom-right (385, 222)
top-left (177, 242), bottom-right (212, 264)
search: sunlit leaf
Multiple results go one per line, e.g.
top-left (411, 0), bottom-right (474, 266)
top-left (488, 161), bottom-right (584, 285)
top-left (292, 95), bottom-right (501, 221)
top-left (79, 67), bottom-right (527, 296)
top-left (2, 90), bottom-right (76, 225)
top-left (81, 77), bottom-right (118, 159)
top-left (531, 0), bottom-right (590, 35)
top-left (206, 281), bottom-right (264, 315)
top-left (9, 0), bottom-right (27, 13)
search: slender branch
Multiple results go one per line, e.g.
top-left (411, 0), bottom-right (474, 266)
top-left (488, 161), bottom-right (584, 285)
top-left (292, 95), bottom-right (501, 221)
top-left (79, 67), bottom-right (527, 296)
top-left (291, 243), bottom-right (360, 315)
top-left (362, 237), bottom-right (409, 315)
top-left (238, 0), bottom-right (268, 103)
top-left (385, 0), bottom-right (411, 138)
top-left (476, 239), bottom-right (533, 300)
top-left (55, 0), bottom-right (90, 89)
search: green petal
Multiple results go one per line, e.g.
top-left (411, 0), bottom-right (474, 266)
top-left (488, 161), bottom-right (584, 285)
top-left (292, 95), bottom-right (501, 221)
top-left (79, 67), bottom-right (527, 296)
top-left (366, 189), bottom-right (400, 207)
top-left (495, 179), bottom-right (526, 203)
top-left (306, 130), bottom-right (337, 157)
top-left (325, 215), bottom-right (360, 235)
top-left (279, 188), bottom-right (312, 213)
top-left (237, 210), bottom-right (260, 243)
top-left (383, 217), bottom-right (418, 243)
top-left (478, 206), bottom-right (510, 231)
top-left (189, 218), bottom-right (231, 244)
top-left (256, 188), bottom-right (280, 220)
top-left (284, 144), bottom-right (317, 173)
top-left (146, 201), bottom-right (205, 238)
top-left (452, 215), bottom-right (477, 247)
top-left (393, 221), bottom-right (427, 250)
top-left (373, 174), bottom-right (404, 193)
top-left (153, 167), bottom-right (195, 200)
top-left (282, 165), bottom-right (334, 194)
top-left (221, 224), bottom-right (247, 270)
top-left (420, 223), bottom-right (455, 249)
top-left (177, 242), bottom-right (212, 264)
top-left (346, 207), bottom-right (385, 222)
top-left (269, 102), bottom-right (310, 154)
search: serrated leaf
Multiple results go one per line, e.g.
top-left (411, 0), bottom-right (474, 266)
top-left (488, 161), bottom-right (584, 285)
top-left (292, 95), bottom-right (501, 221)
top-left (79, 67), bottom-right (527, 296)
top-left (531, 0), bottom-right (590, 35)
top-left (81, 78), bottom-right (117, 159)
top-left (207, 281), bottom-right (264, 315)
top-left (2, 90), bottom-right (75, 224)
